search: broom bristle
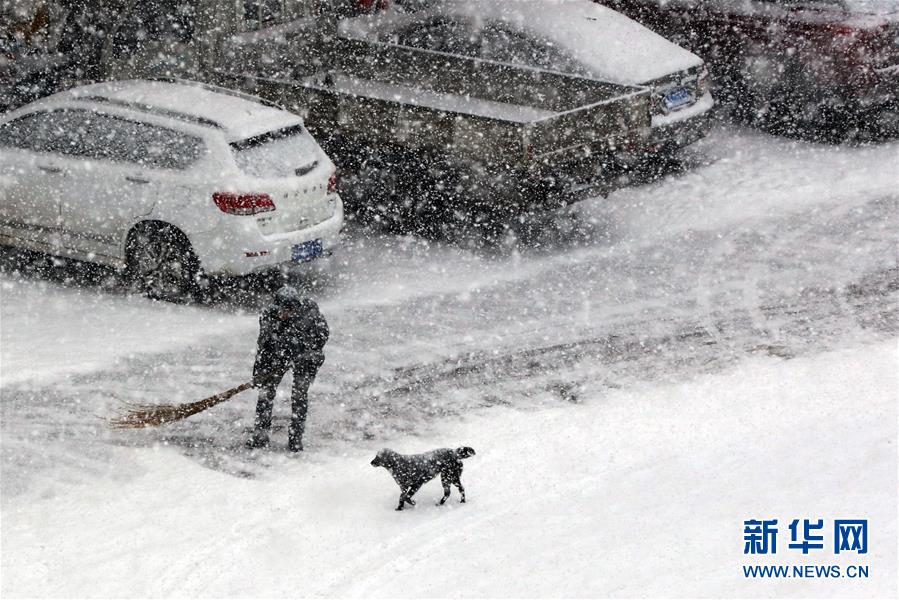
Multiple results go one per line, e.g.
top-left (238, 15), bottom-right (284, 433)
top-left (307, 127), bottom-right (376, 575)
top-left (109, 382), bottom-right (253, 429)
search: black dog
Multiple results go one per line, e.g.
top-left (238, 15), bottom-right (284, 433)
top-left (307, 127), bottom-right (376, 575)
top-left (371, 447), bottom-right (476, 510)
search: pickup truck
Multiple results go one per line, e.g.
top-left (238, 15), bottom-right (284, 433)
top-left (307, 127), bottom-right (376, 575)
top-left (220, 35), bottom-right (652, 227)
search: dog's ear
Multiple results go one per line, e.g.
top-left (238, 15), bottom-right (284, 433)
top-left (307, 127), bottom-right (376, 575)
top-left (457, 446), bottom-right (475, 458)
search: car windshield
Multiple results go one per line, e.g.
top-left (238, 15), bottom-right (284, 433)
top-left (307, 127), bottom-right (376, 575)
top-left (397, 17), bottom-right (584, 74)
top-left (230, 124), bottom-right (321, 178)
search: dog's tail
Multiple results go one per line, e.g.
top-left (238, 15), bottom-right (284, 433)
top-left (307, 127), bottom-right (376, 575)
top-left (455, 446), bottom-right (476, 459)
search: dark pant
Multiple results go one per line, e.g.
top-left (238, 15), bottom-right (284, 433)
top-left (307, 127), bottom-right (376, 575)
top-left (254, 362), bottom-right (319, 445)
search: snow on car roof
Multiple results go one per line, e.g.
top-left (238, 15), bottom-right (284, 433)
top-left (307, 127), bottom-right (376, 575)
top-left (843, 0), bottom-right (899, 15)
top-left (340, 0), bottom-right (703, 85)
top-left (43, 80), bottom-right (302, 141)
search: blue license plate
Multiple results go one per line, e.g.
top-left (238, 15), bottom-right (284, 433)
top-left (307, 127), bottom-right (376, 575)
top-left (292, 240), bottom-right (323, 262)
top-left (663, 88), bottom-right (694, 111)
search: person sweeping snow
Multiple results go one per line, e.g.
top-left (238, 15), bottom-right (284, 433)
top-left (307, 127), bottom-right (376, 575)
top-left (247, 286), bottom-right (329, 452)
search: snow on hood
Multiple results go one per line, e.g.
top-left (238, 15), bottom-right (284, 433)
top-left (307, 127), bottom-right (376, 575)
top-left (341, 0), bottom-right (703, 85)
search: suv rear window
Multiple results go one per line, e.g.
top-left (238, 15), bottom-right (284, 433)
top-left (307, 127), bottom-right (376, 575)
top-left (0, 109), bottom-right (204, 170)
top-left (230, 125), bottom-right (321, 178)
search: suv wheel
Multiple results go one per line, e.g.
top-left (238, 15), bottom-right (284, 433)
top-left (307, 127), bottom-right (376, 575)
top-left (126, 225), bottom-right (201, 302)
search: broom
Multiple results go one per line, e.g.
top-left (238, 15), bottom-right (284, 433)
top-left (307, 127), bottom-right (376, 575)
top-left (109, 382), bottom-right (254, 429)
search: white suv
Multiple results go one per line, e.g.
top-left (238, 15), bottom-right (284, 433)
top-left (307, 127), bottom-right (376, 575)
top-left (0, 79), bottom-right (344, 299)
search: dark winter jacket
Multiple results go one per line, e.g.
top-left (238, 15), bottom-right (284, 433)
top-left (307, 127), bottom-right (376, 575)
top-left (252, 299), bottom-right (329, 385)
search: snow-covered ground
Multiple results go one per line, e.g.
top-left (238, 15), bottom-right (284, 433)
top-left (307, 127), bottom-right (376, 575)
top-left (2, 343), bottom-right (894, 598)
top-left (1, 127), bottom-right (897, 597)
top-left (0, 279), bottom-right (255, 387)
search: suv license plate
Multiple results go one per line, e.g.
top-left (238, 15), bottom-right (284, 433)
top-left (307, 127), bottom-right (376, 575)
top-left (292, 240), bottom-right (323, 262)
top-left (663, 88), bottom-right (694, 112)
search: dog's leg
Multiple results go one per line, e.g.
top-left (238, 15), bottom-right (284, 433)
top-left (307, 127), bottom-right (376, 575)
top-left (397, 486), bottom-right (419, 510)
top-left (397, 488), bottom-right (413, 510)
top-left (438, 473), bottom-right (452, 505)
top-left (455, 479), bottom-right (466, 503)
top-left (405, 483), bottom-right (422, 506)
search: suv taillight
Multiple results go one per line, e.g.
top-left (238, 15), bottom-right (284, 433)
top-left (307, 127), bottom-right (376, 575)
top-left (327, 170), bottom-right (338, 194)
top-left (213, 192), bottom-right (276, 215)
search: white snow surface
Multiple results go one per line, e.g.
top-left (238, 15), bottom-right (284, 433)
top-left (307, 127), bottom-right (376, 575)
top-left (1, 127), bottom-right (897, 597)
top-left (1, 342), bottom-right (895, 597)
top-left (0, 280), bottom-right (254, 387)
top-left (341, 0), bottom-right (703, 84)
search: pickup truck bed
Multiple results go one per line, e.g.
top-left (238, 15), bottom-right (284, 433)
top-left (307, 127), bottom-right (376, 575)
top-left (222, 38), bottom-right (652, 215)
top-left (310, 72), bottom-right (559, 122)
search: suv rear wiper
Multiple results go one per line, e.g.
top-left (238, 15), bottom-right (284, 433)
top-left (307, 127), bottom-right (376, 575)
top-left (294, 160), bottom-right (319, 177)
top-left (230, 123), bottom-right (305, 151)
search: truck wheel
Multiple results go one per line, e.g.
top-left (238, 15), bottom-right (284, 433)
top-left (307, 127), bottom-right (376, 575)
top-left (126, 225), bottom-right (201, 302)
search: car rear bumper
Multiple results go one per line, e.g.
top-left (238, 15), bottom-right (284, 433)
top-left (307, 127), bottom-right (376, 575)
top-left (193, 194), bottom-right (344, 276)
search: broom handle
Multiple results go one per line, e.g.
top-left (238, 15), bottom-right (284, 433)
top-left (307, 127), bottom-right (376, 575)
top-left (202, 382), bottom-right (254, 409)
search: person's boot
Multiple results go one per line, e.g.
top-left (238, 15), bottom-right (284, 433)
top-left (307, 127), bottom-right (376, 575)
top-left (246, 429), bottom-right (270, 450)
top-left (249, 387), bottom-right (275, 450)
top-left (287, 421), bottom-right (304, 452)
